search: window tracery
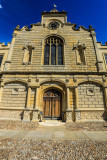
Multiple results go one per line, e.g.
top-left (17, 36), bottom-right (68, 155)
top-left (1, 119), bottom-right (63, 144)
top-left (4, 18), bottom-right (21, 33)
top-left (44, 36), bottom-right (64, 65)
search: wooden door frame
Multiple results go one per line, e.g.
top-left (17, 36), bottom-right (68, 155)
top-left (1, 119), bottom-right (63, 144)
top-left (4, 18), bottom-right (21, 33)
top-left (43, 88), bottom-right (62, 120)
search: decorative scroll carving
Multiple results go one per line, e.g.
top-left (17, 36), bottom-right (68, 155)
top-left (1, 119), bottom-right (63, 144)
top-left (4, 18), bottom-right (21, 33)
top-left (21, 25), bottom-right (30, 31)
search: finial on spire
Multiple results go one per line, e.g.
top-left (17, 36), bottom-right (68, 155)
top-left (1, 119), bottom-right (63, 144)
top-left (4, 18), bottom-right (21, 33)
top-left (54, 4), bottom-right (57, 8)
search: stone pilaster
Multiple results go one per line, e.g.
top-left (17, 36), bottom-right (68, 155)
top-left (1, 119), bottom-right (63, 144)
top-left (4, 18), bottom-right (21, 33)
top-left (104, 87), bottom-right (107, 109)
top-left (74, 86), bottom-right (81, 121)
top-left (26, 87), bottom-right (31, 108)
top-left (34, 87), bottom-right (39, 109)
top-left (66, 87), bottom-right (72, 122)
top-left (75, 87), bottom-right (78, 109)
top-left (66, 87), bottom-right (70, 110)
top-left (32, 87), bottom-right (39, 121)
top-left (90, 30), bottom-right (103, 71)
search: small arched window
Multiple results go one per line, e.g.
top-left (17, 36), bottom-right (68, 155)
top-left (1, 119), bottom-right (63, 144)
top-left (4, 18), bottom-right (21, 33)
top-left (44, 36), bottom-right (64, 65)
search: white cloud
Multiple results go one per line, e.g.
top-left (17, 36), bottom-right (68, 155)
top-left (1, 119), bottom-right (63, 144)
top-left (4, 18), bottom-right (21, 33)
top-left (0, 4), bottom-right (3, 8)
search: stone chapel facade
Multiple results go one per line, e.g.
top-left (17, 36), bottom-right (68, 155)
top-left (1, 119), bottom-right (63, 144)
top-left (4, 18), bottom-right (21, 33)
top-left (0, 8), bottom-right (107, 123)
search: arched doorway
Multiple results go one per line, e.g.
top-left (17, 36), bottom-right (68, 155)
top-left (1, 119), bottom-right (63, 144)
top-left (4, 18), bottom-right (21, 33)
top-left (43, 89), bottom-right (62, 120)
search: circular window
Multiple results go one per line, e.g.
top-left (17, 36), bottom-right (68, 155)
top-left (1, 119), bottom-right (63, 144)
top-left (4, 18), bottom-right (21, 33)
top-left (48, 21), bottom-right (60, 30)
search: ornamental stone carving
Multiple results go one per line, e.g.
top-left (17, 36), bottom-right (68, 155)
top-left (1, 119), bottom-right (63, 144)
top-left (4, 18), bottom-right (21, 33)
top-left (23, 110), bottom-right (30, 121)
top-left (81, 111), bottom-right (103, 120)
top-left (66, 111), bottom-right (72, 121)
top-left (76, 111), bottom-right (81, 120)
top-left (32, 110), bottom-right (38, 121)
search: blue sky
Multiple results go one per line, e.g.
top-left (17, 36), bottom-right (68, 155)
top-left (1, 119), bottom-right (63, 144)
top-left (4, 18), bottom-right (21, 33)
top-left (0, 0), bottom-right (107, 44)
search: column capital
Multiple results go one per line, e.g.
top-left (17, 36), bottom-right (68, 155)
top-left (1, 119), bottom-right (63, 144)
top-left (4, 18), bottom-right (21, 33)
top-left (66, 85), bottom-right (77, 89)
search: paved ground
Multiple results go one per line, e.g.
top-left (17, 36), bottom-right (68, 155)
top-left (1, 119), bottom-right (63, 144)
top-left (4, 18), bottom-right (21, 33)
top-left (0, 122), bottom-right (107, 141)
top-left (0, 121), bottom-right (107, 159)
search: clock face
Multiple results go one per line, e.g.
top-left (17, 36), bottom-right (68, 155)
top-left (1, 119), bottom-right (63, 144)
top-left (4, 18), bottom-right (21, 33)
top-left (48, 21), bottom-right (60, 30)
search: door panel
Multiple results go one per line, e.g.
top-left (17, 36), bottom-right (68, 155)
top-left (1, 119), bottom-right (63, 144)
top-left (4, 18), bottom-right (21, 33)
top-left (43, 89), bottom-right (62, 119)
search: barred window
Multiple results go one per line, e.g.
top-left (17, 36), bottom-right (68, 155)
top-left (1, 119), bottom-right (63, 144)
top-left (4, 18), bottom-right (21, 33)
top-left (44, 36), bottom-right (63, 65)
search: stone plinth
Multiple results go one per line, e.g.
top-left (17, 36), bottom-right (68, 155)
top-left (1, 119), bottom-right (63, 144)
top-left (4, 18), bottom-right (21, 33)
top-left (32, 109), bottom-right (39, 122)
top-left (66, 109), bottom-right (73, 123)
top-left (23, 109), bottom-right (30, 122)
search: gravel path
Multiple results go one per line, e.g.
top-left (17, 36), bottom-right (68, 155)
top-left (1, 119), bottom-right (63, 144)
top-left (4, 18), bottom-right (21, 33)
top-left (0, 138), bottom-right (107, 160)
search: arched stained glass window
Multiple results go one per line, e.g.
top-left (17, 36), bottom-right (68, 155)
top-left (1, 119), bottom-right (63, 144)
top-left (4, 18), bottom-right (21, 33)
top-left (44, 36), bottom-right (64, 65)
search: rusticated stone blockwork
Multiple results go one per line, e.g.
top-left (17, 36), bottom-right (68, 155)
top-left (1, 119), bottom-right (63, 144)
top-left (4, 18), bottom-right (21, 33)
top-left (78, 82), bottom-right (105, 108)
top-left (0, 83), bottom-right (27, 108)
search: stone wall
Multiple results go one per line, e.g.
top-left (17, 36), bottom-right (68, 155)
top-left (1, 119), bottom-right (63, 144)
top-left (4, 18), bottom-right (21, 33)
top-left (0, 110), bottom-right (23, 120)
top-left (0, 82), bottom-right (27, 108)
top-left (78, 82), bottom-right (105, 108)
top-left (9, 25), bottom-right (97, 72)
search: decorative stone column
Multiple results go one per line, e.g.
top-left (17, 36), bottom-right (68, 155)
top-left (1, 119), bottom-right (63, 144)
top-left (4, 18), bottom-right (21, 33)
top-left (75, 86), bottom-right (81, 121)
top-left (34, 87), bottom-right (39, 109)
top-left (67, 87), bottom-right (70, 110)
top-left (104, 87), bottom-right (107, 109)
top-left (90, 29), bottom-right (103, 71)
top-left (32, 87), bottom-right (39, 121)
top-left (26, 87), bottom-right (31, 108)
top-left (23, 86), bottom-right (31, 121)
top-left (66, 87), bottom-right (72, 123)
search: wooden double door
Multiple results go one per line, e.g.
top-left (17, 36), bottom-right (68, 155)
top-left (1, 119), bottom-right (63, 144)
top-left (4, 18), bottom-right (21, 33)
top-left (43, 89), bottom-right (62, 119)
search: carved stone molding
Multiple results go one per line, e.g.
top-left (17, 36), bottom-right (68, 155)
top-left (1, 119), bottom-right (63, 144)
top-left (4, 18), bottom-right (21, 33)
top-left (66, 110), bottom-right (72, 121)
top-left (23, 109), bottom-right (30, 121)
top-left (75, 110), bottom-right (81, 121)
top-left (32, 109), bottom-right (39, 121)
